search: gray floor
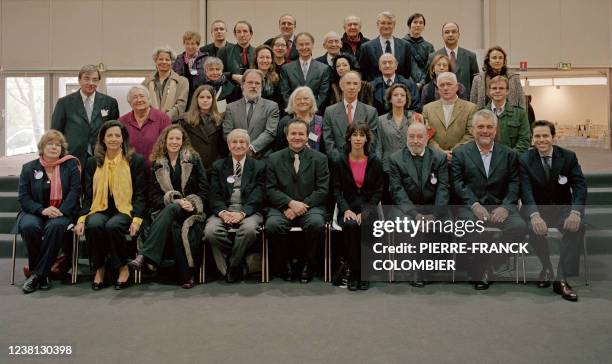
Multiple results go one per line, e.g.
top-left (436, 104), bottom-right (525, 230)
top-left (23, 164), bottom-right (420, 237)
top-left (1, 258), bottom-right (612, 364)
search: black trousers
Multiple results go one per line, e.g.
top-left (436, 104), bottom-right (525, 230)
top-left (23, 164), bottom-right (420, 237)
top-left (141, 203), bottom-right (196, 283)
top-left (19, 213), bottom-right (71, 277)
top-left (85, 208), bottom-right (132, 270)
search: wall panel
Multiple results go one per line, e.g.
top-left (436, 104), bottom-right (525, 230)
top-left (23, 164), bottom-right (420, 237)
top-left (1, 0), bottom-right (51, 68)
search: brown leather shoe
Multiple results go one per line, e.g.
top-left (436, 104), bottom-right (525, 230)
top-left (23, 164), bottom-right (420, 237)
top-left (553, 280), bottom-right (578, 301)
top-left (536, 268), bottom-right (553, 288)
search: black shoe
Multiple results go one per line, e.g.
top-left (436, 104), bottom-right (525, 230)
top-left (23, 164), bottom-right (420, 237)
top-left (39, 276), bottom-right (51, 290)
top-left (226, 265), bottom-right (243, 283)
top-left (536, 268), bottom-right (553, 288)
top-left (358, 281), bottom-right (370, 290)
top-left (410, 271), bottom-right (425, 288)
top-left (348, 280), bottom-right (359, 291)
top-left (114, 281), bottom-right (130, 290)
top-left (474, 280), bottom-right (489, 290)
top-left (282, 261), bottom-right (294, 282)
top-left (91, 281), bottom-right (106, 290)
top-left (22, 274), bottom-right (41, 294)
top-left (300, 264), bottom-right (312, 283)
top-left (553, 280), bottom-right (578, 301)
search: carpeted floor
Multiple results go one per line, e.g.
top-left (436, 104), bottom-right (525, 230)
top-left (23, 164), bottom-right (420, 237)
top-left (1, 258), bottom-right (612, 364)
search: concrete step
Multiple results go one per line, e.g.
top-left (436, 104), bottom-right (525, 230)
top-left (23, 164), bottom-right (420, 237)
top-left (0, 192), bottom-right (19, 212)
top-left (585, 173), bottom-right (612, 188)
top-left (586, 187), bottom-right (612, 205)
top-left (0, 212), bottom-right (17, 234)
top-left (0, 176), bottom-right (18, 192)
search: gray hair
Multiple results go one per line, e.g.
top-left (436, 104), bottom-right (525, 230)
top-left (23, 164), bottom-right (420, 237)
top-left (152, 46), bottom-right (176, 61)
top-left (227, 128), bottom-right (251, 144)
top-left (407, 122), bottom-right (428, 134)
top-left (203, 56), bottom-right (224, 70)
top-left (340, 70), bottom-right (362, 83)
top-left (378, 53), bottom-right (398, 66)
top-left (242, 68), bottom-right (265, 82)
top-left (377, 11), bottom-right (396, 23)
top-left (322, 31), bottom-right (341, 46)
top-left (285, 86), bottom-right (318, 115)
top-left (436, 71), bottom-right (457, 84)
top-left (127, 85), bottom-right (150, 103)
top-left (473, 109), bottom-right (498, 127)
top-left (344, 15), bottom-right (361, 25)
top-left (78, 64), bottom-right (101, 80)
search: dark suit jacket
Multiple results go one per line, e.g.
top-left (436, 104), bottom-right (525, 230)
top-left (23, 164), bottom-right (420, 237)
top-left (315, 54), bottom-right (333, 67)
top-left (217, 43), bottom-right (255, 76)
top-left (209, 156), bottom-right (266, 216)
top-left (80, 154), bottom-right (146, 220)
top-left (266, 147), bottom-right (329, 214)
top-left (51, 90), bottom-right (119, 167)
top-left (332, 154), bottom-right (383, 216)
top-left (388, 146), bottom-right (449, 217)
top-left (358, 36), bottom-right (412, 82)
top-left (322, 101), bottom-right (379, 162)
top-left (280, 59), bottom-right (330, 109)
top-left (200, 42), bottom-right (234, 57)
top-left (341, 32), bottom-right (370, 60)
top-left (17, 158), bottom-right (81, 224)
top-left (264, 36), bottom-right (299, 61)
top-left (371, 74), bottom-right (421, 115)
top-left (519, 145), bottom-right (587, 217)
top-left (179, 117), bottom-right (227, 170)
top-left (451, 141), bottom-right (519, 211)
top-left (426, 47), bottom-right (479, 98)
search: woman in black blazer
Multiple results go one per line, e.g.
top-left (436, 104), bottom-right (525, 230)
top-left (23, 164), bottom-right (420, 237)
top-left (17, 130), bottom-right (81, 293)
top-left (74, 120), bottom-right (146, 290)
top-left (332, 123), bottom-right (384, 291)
top-left (130, 125), bottom-right (208, 288)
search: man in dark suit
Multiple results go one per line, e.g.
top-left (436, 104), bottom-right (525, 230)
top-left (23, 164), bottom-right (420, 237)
top-left (315, 32), bottom-right (342, 67)
top-left (51, 64), bottom-right (119, 168)
top-left (265, 119), bottom-right (329, 283)
top-left (217, 21), bottom-right (254, 78)
top-left (452, 109), bottom-right (527, 290)
top-left (264, 14), bottom-right (298, 62)
top-left (205, 129), bottom-right (266, 283)
top-left (280, 32), bottom-right (330, 110)
top-left (223, 69), bottom-right (279, 158)
top-left (371, 53), bottom-right (421, 114)
top-left (426, 22), bottom-right (479, 98)
top-left (323, 71), bottom-right (378, 162)
top-left (341, 15), bottom-right (369, 60)
top-left (519, 120), bottom-right (587, 301)
top-left (358, 11), bottom-right (412, 82)
top-left (388, 122), bottom-right (450, 286)
top-left (200, 19), bottom-right (233, 57)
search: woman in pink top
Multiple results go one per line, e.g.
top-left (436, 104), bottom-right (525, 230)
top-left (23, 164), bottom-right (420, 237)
top-left (331, 123), bottom-right (384, 291)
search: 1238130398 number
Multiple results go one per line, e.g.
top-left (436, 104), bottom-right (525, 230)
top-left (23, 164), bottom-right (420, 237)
top-left (8, 345), bottom-right (72, 355)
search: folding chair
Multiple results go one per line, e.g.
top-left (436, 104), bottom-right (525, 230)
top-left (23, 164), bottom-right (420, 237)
top-left (546, 227), bottom-right (590, 286)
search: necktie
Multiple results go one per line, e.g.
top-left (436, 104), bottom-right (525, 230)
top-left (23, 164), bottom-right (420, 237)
top-left (246, 100), bottom-right (255, 126)
top-left (385, 40), bottom-right (392, 54)
top-left (286, 39), bottom-right (292, 61)
top-left (301, 61), bottom-right (309, 80)
top-left (242, 47), bottom-right (248, 66)
top-left (293, 153), bottom-right (300, 173)
top-left (346, 103), bottom-right (353, 124)
top-left (542, 156), bottom-right (551, 181)
top-left (85, 96), bottom-right (93, 122)
top-left (449, 50), bottom-right (457, 72)
top-left (235, 161), bottom-right (242, 178)
top-left (385, 78), bottom-right (392, 87)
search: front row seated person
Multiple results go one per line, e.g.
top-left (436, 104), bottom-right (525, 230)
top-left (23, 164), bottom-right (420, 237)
top-left (332, 123), bottom-right (384, 291)
top-left (519, 120), bottom-right (587, 301)
top-left (17, 130), bottom-right (81, 294)
top-left (451, 110), bottom-right (527, 290)
top-left (323, 71), bottom-right (378, 162)
top-left (205, 129), bottom-right (266, 283)
top-left (388, 122), bottom-right (450, 286)
top-left (130, 126), bottom-right (208, 289)
top-left (74, 120), bottom-right (146, 290)
top-left (265, 119), bottom-right (330, 283)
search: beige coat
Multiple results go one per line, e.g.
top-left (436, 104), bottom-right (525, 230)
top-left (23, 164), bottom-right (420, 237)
top-left (143, 70), bottom-right (189, 122)
top-left (423, 98), bottom-right (477, 151)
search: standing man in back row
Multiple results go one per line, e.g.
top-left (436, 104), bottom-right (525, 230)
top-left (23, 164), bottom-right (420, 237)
top-left (426, 22), bottom-right (479, 98)
top-left (51, 64), bottom-right (119, 168)
top-left (264, 14), bottom-right (299, 62)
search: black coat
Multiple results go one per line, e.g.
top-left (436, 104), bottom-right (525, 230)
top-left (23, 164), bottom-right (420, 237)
top-left (80, 154), bottom-right (146, 220)
top-left (332, 153), bottom-right (384, 216)
top-left (359, 37), bottom-right (412, 82)
top-left (209, 156), bottom-right (266, 217)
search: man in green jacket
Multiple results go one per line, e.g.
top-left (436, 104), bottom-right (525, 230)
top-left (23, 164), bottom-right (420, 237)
top-left (485, 75), bottom-right (531, 153)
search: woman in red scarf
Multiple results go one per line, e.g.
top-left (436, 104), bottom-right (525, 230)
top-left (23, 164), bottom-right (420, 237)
top-left (16, 130), bottom-right (81, 294)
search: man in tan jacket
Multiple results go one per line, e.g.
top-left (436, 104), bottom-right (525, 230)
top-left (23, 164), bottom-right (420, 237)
top-left (423, 72), bottom-right (476, 160)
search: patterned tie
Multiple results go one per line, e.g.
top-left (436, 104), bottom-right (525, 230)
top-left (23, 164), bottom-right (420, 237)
top-left (449, 50), bottom-right (457, 72)
top-left (85, 95), bottom-right (93, 122)
top-left (301, 61), bottom-right (309, 80)
top-left (385, 78), bottom-right (392, 87)
top-left (247, 100), bottom-right (255, 126)
top-left (235, 161), bottom-right (242, 178)
top-left (293, 153), bottom-right (300, 173)
top-left (385, 40), bottom-right (392, 54)
top-left (542, 156), bottom-right (551, 181)
top-left (346, 103), bottom-right (353, 124)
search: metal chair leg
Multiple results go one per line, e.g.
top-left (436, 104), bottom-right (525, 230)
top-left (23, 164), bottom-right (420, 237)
top-left (264, 234), bottom-right (269, 283)
top-left (583, 233), bottom-right (590, 286)
top-left (11, 234), bottom-right (17, 285)
top-left (71, 233), bottom-right (79, 284)
top-left (199, 245), bottom-right (206, 284)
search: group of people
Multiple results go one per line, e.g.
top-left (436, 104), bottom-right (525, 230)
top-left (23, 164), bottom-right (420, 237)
top-left (15, 10), bottom-right (585, 302)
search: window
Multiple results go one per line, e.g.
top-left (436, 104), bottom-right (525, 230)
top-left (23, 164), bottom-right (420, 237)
top-left (105, 77), bottom-right (146, 115)
top-left (4, 77), bottom-right (46, 156)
